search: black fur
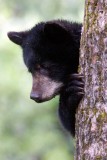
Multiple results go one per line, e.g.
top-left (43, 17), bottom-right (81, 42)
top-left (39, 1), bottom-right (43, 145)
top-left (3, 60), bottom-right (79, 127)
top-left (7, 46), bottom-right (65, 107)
top-left (8, 20), bottom-right (84, 136)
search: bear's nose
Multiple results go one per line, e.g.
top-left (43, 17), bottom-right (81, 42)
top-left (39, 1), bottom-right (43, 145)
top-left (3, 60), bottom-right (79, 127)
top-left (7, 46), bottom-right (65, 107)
top-left (30, 92), bottom-right (42, 103)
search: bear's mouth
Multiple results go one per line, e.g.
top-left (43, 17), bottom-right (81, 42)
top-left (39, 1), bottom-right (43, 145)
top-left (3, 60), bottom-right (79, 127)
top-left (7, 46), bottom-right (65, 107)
top-left (30, 88), bottom-right (62, 103)
top-left (33, 95), bottom-right (56, 103)
top-left (30, 73), bottom-right (64, 103)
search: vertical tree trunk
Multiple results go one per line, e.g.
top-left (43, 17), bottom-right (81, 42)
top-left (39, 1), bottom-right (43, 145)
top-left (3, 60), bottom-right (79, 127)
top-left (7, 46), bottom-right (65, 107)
top-left (75, 0), bottom-right (107, 159)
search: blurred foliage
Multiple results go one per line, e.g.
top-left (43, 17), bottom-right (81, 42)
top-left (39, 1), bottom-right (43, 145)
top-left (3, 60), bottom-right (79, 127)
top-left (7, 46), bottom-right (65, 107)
top-left (0, 0), bottom-right (84, 160)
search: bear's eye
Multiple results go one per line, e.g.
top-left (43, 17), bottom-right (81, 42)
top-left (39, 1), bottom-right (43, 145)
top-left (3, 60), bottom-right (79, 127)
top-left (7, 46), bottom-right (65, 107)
top-left (41, 64), bottom-right (50, 70)
top-left (36, 64), bottom-right (41, 69)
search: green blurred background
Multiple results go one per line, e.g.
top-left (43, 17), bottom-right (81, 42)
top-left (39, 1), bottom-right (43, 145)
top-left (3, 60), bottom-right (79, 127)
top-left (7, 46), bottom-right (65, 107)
top-left (0, 0), bottom-right (84, 160)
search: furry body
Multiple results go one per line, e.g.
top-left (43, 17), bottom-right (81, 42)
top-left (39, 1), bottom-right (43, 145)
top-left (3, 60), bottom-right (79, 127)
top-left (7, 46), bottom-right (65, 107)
top-left (8, 20), bottom-right (84, 135)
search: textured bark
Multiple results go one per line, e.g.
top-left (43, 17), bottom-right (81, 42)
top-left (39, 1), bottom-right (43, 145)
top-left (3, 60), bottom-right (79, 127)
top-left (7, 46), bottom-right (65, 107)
top-left (75, 0), bottom-right (107, 159)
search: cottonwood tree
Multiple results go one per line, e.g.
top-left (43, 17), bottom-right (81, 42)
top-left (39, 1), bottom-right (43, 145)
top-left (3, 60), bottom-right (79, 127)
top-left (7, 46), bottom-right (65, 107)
top-left (75, 0), bottom-right (107, 159)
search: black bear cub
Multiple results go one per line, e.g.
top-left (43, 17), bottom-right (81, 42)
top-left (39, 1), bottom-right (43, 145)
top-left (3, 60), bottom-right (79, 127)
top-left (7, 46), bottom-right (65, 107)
top-left (8, 20), bottom-right (84, 136)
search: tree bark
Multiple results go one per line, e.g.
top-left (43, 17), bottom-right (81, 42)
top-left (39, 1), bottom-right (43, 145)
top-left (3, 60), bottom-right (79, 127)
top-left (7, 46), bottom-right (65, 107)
top-left (75, 0), bottom-right (107, 159)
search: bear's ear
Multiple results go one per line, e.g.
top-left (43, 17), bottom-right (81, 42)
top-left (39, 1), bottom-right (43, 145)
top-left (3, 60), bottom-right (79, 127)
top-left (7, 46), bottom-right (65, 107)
top-left (7, 31), bottom-right (28, 45)
top-left (44, 22), bottom-right (70, 42)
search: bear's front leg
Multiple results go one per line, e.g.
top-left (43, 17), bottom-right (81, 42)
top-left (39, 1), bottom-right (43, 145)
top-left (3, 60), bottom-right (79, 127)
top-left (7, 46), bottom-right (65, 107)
top-left (59, 74), bottom-right (84, 136)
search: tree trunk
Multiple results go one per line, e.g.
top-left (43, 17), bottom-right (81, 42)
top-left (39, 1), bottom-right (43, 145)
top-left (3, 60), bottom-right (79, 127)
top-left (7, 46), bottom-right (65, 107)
top-left (75, 0), bottom-right (107, 159)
